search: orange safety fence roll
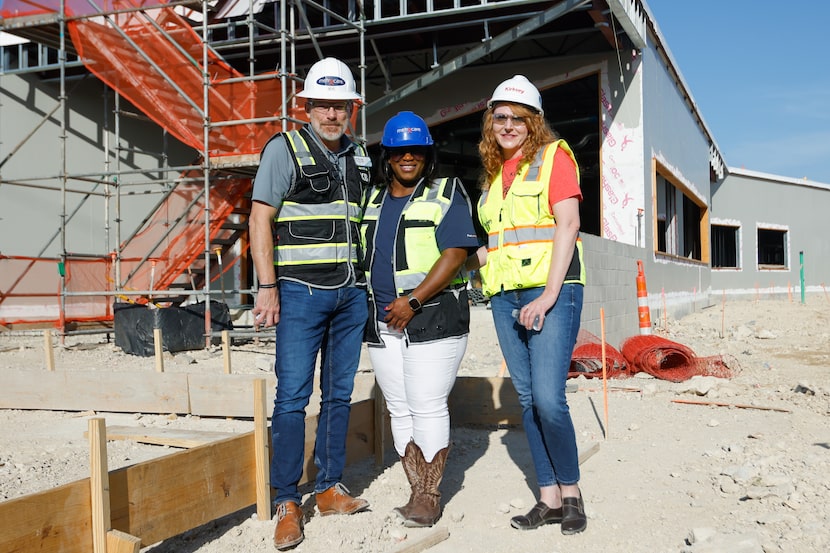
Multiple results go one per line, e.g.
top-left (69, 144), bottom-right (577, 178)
top-left (620, 334), bottom-right (737, 383)
top-left (569, 329), bottom-right (629, 379)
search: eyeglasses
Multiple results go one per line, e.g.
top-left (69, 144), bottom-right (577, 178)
top-left (388, 147), bottom-right (427, 160)
top-left (492, 113), bottom-right (527, 127)
top-left (309, 101), bottom-right (351, 113)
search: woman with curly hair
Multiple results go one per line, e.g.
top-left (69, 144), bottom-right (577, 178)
top-left (469, 75), bottom-right (588, 535)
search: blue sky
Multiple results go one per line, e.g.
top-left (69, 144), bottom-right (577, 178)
top-left (646, 1), bottom-right (830, 184)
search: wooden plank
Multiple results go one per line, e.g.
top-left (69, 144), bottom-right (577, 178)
top-left (373, 380), bottom-right (385, 467)
top-left (153, 328), bottom-right (164, 373)
top-left (106, 530), bottom-right (141, 553)
top-left (188, 373), bottom-right (276, 418)
top-left (448, 376), bottom-right (522, 426)
top-left (253, 378), bottom-right (271, 521)
top-left (295, 399), bottom-right (377, 485)
top-left (390, 526), bottom-right (449, 553)
top-left (671, 398), bottom-right (791, 413)
top-left (222, 330), bottom-right (232, 374)
top-left (94, 425), bottom-right (238, 448)
top-left (89, 418), bottom-right (110, 553)
top-left (109, 433), bottom-right (257, 545)
top-left (578, 441), bottom-right (600, 465)
top-left (0, 479), bottom-right (93, 553)
top-left (0, 398), bottom-right (380, 553)
top-left (0, 370), bottom-right (190, 413)
top-left (44, 329), bottom-right (55, 371)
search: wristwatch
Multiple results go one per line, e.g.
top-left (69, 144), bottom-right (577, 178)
top-left (407, 294), bottom-right (422, 313)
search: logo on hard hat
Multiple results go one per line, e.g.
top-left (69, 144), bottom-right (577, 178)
top-left (504, 87), bottom-right (525, 94)
top-left (397, 127), bottom-right (422, 134)
top-left (317, 76), bottom-right (346, 87)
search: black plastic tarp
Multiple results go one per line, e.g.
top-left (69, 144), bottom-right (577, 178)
top-left (114, 301), bottom-right (233, 357)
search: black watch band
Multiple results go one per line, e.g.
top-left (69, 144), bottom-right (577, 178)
top-left (408, 294), bottom-right (422, 312)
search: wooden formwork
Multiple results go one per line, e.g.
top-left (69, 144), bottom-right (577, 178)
top-left (0, 373), bottom-right (523, 552)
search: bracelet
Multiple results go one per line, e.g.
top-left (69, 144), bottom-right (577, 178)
top-left (258, 282), bottom-right (277, 289)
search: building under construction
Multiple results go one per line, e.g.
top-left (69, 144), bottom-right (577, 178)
top-left (2, 0), bottom-right (828, 347)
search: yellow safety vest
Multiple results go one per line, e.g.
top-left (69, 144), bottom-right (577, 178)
top-left (477, 140), bottom-right (586, 297)
top-left (362, 177), bottom-right (467, 295)
top-left (267, 126), bottom-right (369, 288)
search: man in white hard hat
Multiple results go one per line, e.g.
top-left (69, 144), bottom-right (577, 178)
top-left (249, 57), bottom-right (373, 550)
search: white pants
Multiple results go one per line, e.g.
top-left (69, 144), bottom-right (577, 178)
top-left (369, 322), bottom-right (467, 462)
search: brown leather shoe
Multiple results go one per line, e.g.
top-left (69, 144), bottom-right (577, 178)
top-left (316, 483), bottom-right (370, 516)
top-left (273, 501), bottom-right (303, 550)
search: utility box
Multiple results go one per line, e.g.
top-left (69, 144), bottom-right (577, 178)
top-left (114, 301), bottom-right (233, 356)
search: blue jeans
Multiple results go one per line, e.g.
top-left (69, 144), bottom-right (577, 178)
top-left (490, 283), bottom-right (583, 487)
top-left (271, 280), bottom-right (368, 505)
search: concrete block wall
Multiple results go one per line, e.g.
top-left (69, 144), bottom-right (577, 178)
top-left (580, 234), bottom-right (643, 349)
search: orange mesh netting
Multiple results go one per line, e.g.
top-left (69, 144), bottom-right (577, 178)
top-left (119, 171), bottom-right (251, 293)
top-left (620, 335), bottom-right (736, 383)
top-left (66, 6), bottom-right (290, 155)
top-left (0, 255), bottom-right (113, 327)
top-left (569, 329), bottom-right (629, 379)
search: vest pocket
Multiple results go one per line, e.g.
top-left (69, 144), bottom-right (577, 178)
top-left (507, 181), bottom-right (546, 225)
top-left (300, 166), bottom-right (333, 194)
top-left (288, 220), bottom-right (336, 241)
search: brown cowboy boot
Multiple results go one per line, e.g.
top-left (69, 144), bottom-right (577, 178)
top-left (393, 439), bottom-right (421, 521)
top-left (404, 444), bottom-right (450, 528)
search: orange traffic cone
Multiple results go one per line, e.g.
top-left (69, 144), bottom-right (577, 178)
top-left (636, 260), bottom-right (652, 335)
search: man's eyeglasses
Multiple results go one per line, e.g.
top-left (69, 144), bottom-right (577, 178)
top-left (492, 113), bottom-right (527, 127)
top-left (388, 147), bottom-right (427, 160)
top-left (309, 101), bottom-right (351, 113)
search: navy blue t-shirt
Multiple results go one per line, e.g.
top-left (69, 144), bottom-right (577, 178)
top-left (371, 183), bottom-right (479, 321)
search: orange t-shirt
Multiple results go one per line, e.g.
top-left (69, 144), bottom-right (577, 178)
top-left (501, 146), bottom-right (582, 210)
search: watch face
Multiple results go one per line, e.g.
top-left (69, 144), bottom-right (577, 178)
top-left (408, 296), bottom-right (421, 311)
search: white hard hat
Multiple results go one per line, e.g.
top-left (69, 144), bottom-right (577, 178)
top-left (297, 57), bottom-right (361, 100)
top-left (487, 75), bottom-right (544, 115)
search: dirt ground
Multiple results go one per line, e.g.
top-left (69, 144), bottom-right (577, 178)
top-left (1, 297), bottom-right (829, 553)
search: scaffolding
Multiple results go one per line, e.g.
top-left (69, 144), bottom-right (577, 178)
top-left (0, 0), bottom-right (371, 337)
top-left (1, 0), bottom-right (621, 338)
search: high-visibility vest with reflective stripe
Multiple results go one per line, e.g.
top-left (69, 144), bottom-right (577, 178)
top-left (477, 140), bottom-right (586, 297)
top-left (270, 127), bottom-right (369, 288)
top-left (362, 177), bottom-right (468, 296)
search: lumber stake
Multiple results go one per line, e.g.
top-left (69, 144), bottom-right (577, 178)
top-left (671, 398), bottom-right (791, 413)
top-left (153, 328), bottom-right (164, 373)
top-left (44, 329), bottom-right (55, 371)
top-left (106, 529), bottom-right (141, 553)
top-left (89, 418), bottom-right (111, 553)
top-left (600, 307), bottom-right (608, 440)
top-left (222, 330), bottom-right (232, 374)
top-left (254, 378), bottom-right (271, 521)
top-left (373, 380), bottom-right (385, 467)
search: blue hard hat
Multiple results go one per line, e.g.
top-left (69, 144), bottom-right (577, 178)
top-left (381, 111), bottom-right (434, 147)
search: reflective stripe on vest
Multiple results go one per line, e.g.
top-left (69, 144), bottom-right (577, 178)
top-left (477, 140), bottom-right (586, 297)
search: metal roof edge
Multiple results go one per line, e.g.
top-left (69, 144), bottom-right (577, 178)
top-left (727, 167), bottom-right (830, 190)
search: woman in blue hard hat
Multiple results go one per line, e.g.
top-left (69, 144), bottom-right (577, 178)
top-left (469, 75), bottom-right (588, 535)
top-left (361, 111), bottom-right (479, 527)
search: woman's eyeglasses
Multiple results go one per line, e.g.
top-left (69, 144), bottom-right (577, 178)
top-left (492, 113), bottom-right (527, 127)
top-left (388, 147), bottom-right (427, 160)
